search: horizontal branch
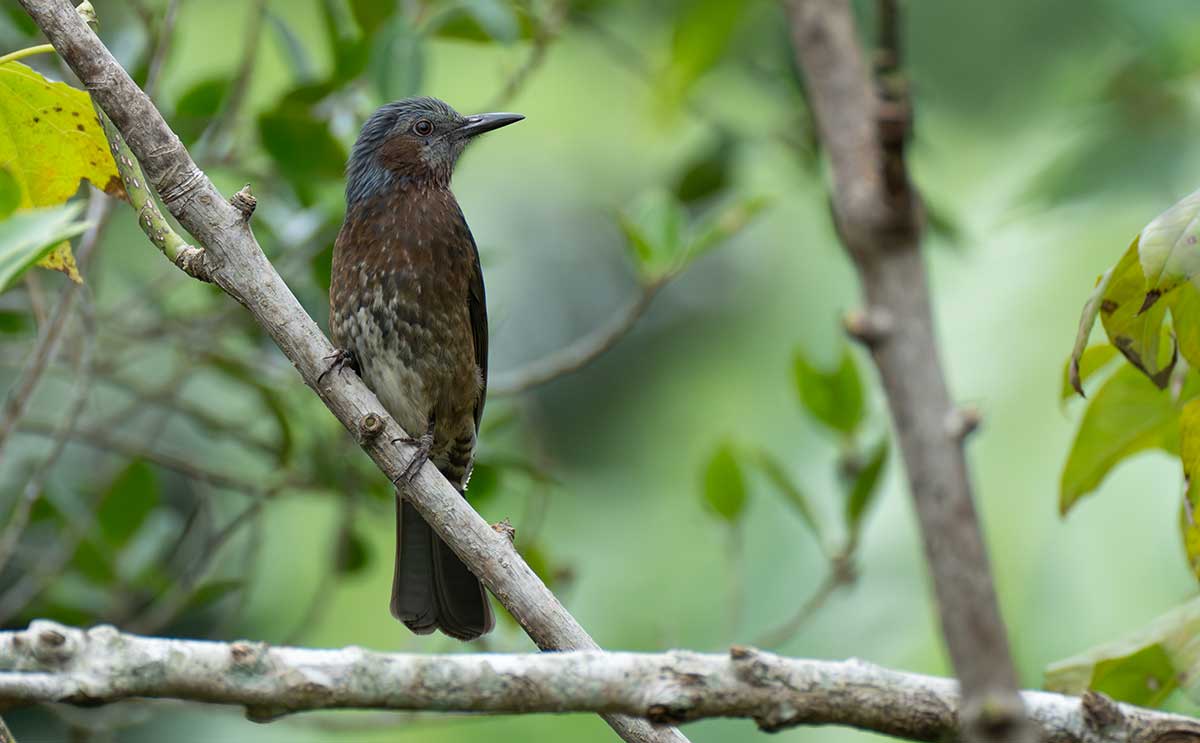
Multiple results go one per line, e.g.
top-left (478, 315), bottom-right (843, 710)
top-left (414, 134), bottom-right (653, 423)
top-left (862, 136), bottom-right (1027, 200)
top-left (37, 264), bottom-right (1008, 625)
top-left (1, 622), bottom-right (1198, 743)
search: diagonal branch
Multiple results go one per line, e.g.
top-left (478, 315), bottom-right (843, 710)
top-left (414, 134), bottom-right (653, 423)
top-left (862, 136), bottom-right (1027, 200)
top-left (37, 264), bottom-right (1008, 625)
top-left (784, 1), bottom-right (1031, 741)
top-left (3, 621), bottom-right (1200, 743)
top-left (16, 3), bottom-right (686, 742)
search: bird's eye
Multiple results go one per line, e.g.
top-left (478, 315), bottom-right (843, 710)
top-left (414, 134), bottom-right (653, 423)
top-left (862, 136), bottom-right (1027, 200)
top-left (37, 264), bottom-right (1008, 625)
top-left (413, 119), bottom-right (434, 136)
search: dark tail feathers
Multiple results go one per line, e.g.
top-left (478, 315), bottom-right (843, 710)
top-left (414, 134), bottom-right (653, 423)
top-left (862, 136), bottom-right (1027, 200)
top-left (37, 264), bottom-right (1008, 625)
top-left (390, 497), bottom-right (494, 640)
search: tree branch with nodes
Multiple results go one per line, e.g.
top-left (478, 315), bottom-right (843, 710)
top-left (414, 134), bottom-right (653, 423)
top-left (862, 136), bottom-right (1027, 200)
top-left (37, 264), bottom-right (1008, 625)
top-left (2, 621), bottom-right (1200, 743)
top-left (784, 0), bottom-right (1031, 741)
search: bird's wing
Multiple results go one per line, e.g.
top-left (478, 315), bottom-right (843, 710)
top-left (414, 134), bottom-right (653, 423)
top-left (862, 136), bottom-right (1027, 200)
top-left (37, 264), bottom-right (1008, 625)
top-left (467, 232), bottom-right (488, 432)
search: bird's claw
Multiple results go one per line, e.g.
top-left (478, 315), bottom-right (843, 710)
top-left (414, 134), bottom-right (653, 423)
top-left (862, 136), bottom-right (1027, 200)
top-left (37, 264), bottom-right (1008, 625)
top-left (393, 430), bottom-right (435, 485)
top-left (318, 348), bottom-right (358, 386)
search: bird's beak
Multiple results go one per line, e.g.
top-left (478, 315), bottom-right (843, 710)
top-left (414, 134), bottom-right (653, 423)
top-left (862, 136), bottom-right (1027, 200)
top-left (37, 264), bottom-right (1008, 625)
top-left (456, 112), bottom-right (524, 139)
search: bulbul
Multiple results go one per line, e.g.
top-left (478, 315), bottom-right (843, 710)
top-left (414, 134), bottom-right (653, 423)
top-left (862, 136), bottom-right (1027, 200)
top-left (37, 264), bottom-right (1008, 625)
top-left (329, 97), bottom-right (523, 640)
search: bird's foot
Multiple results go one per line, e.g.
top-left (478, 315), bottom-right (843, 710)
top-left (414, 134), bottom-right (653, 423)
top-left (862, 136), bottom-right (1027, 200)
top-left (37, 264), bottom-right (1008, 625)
top-left (393, 429), bottom-right (435, 485)
top-left (318, 348), bottom-right (359, 386)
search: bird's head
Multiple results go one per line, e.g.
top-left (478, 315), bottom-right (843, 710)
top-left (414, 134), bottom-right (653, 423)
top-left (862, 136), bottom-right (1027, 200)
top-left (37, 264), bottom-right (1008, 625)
top-left (346, 97), bottom-right (523, 203)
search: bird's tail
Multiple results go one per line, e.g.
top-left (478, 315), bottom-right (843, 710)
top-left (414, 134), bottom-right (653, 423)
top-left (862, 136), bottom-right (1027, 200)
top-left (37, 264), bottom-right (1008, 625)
top-left (390, 496), bottom-right (494, 640)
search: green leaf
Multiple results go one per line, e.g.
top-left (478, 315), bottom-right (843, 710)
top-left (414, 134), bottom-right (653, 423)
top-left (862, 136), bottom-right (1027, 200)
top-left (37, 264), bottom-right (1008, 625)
top-left (1136, 186), bottom-right (1200, 305)
top-left (1061, 344), bottom-right (1119, 403)
top-left (660, 0), bottom-right (755, 107)
top-left (845, 438), bottom-right (888, 536)
top-left (687, 195), bottom-right (769, 262)
top-left (0, 167), bottom-right (18, 218)
top-left (1179, 399), bottom-right (1200, 581)
top-left (1046, 596), bottom-right (1200, 705)
top-left (1060, 364), bottom-right (1181, 514)
top-left (792, 346), bottom-right (865, 436)
top-left (97, 460), bottom-right (160, 547)
top-left (1099, 237), bottom-right (1176, 387)
top-left (1172, 282), bottom-right (1200, 369)
top-left (257, 100), bottom-right (347, 205)
top-left (702, 441), bottom-right (747, 524)
top-left (349, 0), bottom-right (397, 36)
top-left (0, 309), bottom-right (31, 334)
top-left (0, 203), bottom-right (90, 293)
top-left (428, 0), bottom-right (529, 44)
top-left (672, 135), bottom-right (735, 205)
top-left (369, 15), bottom-right (425, 102)
top-left (172, 76), bottom-right (230, 145)
top-left (520, 541), bottom-right (553, 585)
top-left (756, 449), bottom-right (820, 539)
top-left (1067, 266), bottom-right (1117, 397)
top-left (335, 526), bottom-right (370, 575)
top-left (618, 189), bottom-right (686, 281)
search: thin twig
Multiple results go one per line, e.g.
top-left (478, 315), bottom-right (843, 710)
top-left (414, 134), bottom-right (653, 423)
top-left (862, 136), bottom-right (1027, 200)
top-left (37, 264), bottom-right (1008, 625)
top-left (491, 281), bottom-right (662, 394)
top-left (0, 197), bottom-right (111, 464)
top-left (141, 0), bottom-right (179, 98)
top-left (0, 284), bottom-right (97, 576)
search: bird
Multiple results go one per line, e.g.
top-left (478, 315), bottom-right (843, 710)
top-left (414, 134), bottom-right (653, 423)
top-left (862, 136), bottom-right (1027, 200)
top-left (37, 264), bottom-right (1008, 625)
top-left (328, 97), bottom-right (523, 640)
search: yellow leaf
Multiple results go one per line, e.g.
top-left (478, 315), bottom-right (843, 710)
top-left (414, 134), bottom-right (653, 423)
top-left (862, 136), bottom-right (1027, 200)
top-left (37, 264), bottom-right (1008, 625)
top-left (0, 61), bottom-right (122, 281)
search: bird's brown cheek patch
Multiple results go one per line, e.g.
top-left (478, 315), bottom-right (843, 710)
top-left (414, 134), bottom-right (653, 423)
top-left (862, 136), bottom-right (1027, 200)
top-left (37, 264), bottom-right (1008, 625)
top-left (379, 137), bottom-right (423, 172)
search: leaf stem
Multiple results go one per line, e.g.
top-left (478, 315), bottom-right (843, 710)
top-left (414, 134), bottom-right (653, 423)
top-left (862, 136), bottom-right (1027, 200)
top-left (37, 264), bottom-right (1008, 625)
top-left (0, 44), bottom-right (54, 67)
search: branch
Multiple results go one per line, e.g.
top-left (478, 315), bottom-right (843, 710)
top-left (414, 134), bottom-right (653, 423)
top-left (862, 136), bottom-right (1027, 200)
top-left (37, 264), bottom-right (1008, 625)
top-left (16, 3), bottom-right (686, 742)
top-left (784, 1), bottom-right (1029, 741)
top-left (2, 622), bottom-right (1199, 743)
top-left (491, 281), bottom-right (661, 395)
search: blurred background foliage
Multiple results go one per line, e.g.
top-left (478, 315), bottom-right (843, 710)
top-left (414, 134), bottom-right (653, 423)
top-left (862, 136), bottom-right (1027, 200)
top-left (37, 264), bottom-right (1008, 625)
top-left (3, 0), bottom-right (1200, 741)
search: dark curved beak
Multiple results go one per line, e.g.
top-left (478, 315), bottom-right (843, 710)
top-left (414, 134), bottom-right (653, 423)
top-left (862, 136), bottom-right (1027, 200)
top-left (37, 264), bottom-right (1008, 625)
top-left (457, 112), bottom-right (524, 139)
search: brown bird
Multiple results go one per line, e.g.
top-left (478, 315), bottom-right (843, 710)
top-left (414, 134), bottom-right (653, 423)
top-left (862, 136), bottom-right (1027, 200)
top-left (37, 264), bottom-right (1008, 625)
top-left (329, 97), bottom-right (522, 640)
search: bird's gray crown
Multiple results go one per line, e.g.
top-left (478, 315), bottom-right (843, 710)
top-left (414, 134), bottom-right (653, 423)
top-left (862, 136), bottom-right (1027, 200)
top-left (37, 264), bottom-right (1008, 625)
top-left (345, 97), bottom-right (466, 205)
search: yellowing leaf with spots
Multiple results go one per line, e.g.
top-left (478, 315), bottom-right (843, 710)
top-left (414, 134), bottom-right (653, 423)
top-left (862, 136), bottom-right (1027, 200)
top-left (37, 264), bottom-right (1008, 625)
top-left (0, 61), bottom-right (123, 281)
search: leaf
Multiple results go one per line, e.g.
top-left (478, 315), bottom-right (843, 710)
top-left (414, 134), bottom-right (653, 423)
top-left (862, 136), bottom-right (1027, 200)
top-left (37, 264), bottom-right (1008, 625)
top-left (1046, 596), bottom-right (1200, 705)
top-left (520, 542), bottom-right (553, 584)
top-left (660, 0), bottom-right (755, 107)
top-left (369, 15), bottom-right (425, 102)
top-left (1099, 237), bottom-right (1176, 387)
top-left (1060, 364), bottom-right (1182, 514)
top-left (1172, 282), bottom-right (1200, 369)
top-left (1062, 344), bottom-right (1120, 403)
top-left (0, 309), bottom-right (30, 333)
top-left (618, 189), bottom-right (686, 281)
top-left (756, 449), bottom-right (820, 539)
top-left (349, 0), bottom-right (397, 36)
top-left (1067, 266), bottom-right (1117, 397)
top-left (687, 195), bottom-right (769, 261)
top-left (672, 135), bottom-right (735, 205)
top-left (428, 0), bottom-right (530, 44)
top-left (257, 100), bottom-right (347, 205)
top-left (97, 460), bottom-right (160, 547)
top-left (0, 61), bottom-right (122, 280)
top-left (792, 346), bottom-right (865, 436)
top-left (172, 76), bottom-right (229, 145)
top-left (845, 438), bottom-right (888, 536)
top-left (0, 203), bottom-right (89, 292)
top-left (1179, 399), bottom-right (1200, 581)
top-left (702, 441), bottom-right (747, 524)
top-left (0, 166), bottom-right (18, 218)
top-left (335, 526), bottom-right (370, 575)
top-left (1136, 186), bottom-right (1200, 305)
